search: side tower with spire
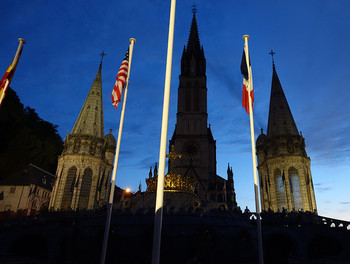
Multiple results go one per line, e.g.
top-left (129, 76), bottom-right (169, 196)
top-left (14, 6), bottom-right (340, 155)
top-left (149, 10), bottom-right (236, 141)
top-left (168, 10), bottom-right (236, 204)
top-left (256, 57), bottom-right (317, 213)
top-left (49, 61), bottom-right (116, 211)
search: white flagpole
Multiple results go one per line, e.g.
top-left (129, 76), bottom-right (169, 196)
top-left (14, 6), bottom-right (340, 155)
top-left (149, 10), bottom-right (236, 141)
top-left (0, 38), bottom-right (26, 106)
top-left (100, 37), bottom-right (136, 264)
top-left (243, 35), bottom-right (264, 264)
top-left (152, 0), bottom-right (176, 263)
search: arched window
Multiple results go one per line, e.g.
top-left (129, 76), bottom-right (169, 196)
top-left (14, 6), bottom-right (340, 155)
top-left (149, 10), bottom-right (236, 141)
top-left (288, 167), bottom-right (303, 210)
top-left (77, 167), bottom-right (93, 210)
top-left (274, 168), bottom-right (286, 211)
top-left (61, 166), bottom-right (77, 210)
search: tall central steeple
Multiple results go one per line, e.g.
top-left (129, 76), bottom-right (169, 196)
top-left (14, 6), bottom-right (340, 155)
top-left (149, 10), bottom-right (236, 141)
top-left (169, 11), bottom-right (234, 203)
top-left (176, 11), bottom-right (207, 133)
top-left (180, 12), bottom-right (206, 77)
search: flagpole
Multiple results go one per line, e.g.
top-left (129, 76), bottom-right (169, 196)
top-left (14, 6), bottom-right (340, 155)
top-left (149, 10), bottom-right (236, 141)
top-left (152, 0), bottom-right (176, 263)
top-left (243, 35), bottom-right (264, 264)
top-left (100, 37), bottom-right (136, 264)
top-left (0, 38), bottom-right (26, 106)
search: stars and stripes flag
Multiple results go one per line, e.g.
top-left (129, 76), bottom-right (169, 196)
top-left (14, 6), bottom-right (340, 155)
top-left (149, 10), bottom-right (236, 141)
top-left (111, 49), bottom-right (129, 109)
top-left (0, 39), bottom-right (25, 106)
top-left (240, 45), bottom-right (254, 114)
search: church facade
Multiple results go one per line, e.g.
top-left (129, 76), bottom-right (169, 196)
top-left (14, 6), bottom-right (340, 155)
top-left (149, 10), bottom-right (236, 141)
top-left (49, 63), bottom-right (116, 211)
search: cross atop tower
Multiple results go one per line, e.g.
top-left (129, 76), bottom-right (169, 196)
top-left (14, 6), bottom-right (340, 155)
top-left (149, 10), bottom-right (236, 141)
top-left (192, 4), bottom-right (197, 14)
top-left (99, 51), bottom-right (107, 65)
top-left (269, 49), bottom-right (276, 66)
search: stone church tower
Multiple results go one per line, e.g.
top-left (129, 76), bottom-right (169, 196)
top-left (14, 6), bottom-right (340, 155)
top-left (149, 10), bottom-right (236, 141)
top-left (49, 62), bottom-right (116, 211)
top-left (256, 61), bottom-right (317, 213)
top-left (168, 11), bottom-right (236, 204)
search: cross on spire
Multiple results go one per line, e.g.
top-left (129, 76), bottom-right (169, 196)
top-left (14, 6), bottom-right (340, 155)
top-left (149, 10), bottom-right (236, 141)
top-left (269, 49), bottom-right (276, 66)
top-left (99, 51), bottom-right (107, 65)
top-left (192, 4), bottom-right (197, 14)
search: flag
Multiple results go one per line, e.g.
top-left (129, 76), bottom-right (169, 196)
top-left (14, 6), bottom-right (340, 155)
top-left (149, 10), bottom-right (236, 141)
top-left (111, 50), bottom-right (129, 109)
top-left (241, 46), bottom-right (254, 114)
top-left (0, 39), bottom-right (25, 106)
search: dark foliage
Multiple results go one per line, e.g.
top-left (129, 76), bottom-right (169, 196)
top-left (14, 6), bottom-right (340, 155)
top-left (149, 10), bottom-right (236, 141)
top-left (0, 88), bottom-right (63, 179)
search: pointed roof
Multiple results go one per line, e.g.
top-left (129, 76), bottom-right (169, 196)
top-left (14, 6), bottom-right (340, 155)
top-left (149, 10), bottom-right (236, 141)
top-left (187, 13), bottom-right (201, 55)
top-left (267, 64), bottom-right (299, 137)
top-left (71, 63), bottom-right (105, 138)
top-left (181, 12), bottom-right (206, 76)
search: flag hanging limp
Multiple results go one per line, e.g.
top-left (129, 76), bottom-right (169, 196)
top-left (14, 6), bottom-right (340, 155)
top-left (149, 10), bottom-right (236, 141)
top-left (111, 50), bottom-right (129, 109)
top-left (240, 46), bottom-right (254, 114)
top-left (0, 38), bottom-right (25, 106)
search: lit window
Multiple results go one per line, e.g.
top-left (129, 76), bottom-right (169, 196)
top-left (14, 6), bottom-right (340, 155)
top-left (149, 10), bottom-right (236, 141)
top-left (289, 167), bottom-right (303, 210)
top-left (274, 169), bottom-right (286, 211)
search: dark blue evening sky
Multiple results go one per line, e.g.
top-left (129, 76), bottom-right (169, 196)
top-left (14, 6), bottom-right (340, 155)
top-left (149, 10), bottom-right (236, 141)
top-left (2, 0), bottom-right (350, 220)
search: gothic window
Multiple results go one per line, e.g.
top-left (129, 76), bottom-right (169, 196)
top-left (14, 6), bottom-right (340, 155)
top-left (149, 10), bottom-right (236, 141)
top-left (77, 167), bottom-right (93, 210)
top-left (274, 168), bottom-right (286, 211)
top-left (61, 166), bottom-right (76, 210)
top-left (288, 167), bottom-right (303, 210)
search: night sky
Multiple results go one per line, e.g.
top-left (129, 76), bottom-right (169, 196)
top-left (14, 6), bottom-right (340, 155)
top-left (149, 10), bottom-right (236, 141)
top-left (2, 0), bottom-right (350, 221)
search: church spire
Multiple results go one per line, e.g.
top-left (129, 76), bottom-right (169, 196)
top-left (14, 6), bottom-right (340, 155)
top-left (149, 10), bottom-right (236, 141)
top-left (71, 62), bottom-right (105, 138)
top-left (181, 10), bottom-right (206, 76)
top-left (187, 11), bottom-right (201, 55)
top-left (267, 63), bottom-right (299, 137)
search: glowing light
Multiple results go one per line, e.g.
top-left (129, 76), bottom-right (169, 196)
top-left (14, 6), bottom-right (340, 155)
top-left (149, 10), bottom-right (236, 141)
top-left (125, 188), bottom-right (131, 193)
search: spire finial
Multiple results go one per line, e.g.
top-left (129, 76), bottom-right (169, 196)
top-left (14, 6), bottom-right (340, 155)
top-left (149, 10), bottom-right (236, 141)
top-left (99, 51), bottom-right (106, 66)
top-left (269, 49), bottom-right (276, 67)
top-left (192, 4), bottom-right (197, 14)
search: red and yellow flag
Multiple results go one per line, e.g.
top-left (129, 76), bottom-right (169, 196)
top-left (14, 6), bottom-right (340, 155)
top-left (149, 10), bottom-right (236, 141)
top-left (0, 38), bottom-right (25, 106)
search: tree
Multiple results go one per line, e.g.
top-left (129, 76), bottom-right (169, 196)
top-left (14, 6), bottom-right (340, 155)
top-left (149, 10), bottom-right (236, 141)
top-left (0, 88), bottom-right (63, 179)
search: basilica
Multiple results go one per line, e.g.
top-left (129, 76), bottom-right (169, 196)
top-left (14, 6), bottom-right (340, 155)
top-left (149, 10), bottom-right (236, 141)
top-left (0, 10), bottom-right (349, 264)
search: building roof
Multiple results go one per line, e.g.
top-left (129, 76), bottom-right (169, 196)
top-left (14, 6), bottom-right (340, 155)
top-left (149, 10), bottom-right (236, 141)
top-left (0, 164), bottom-right (55, 190)
top-left (181, 12), bottom-right (206, 76)
top-left (267, 64), bottom-right (299, 137)
top-left (71, 63), bottom-right (105, 138)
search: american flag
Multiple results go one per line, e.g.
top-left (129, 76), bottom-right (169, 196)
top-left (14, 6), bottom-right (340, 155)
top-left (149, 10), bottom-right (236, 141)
top-left (111, 49), bottom-right (129, 109)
